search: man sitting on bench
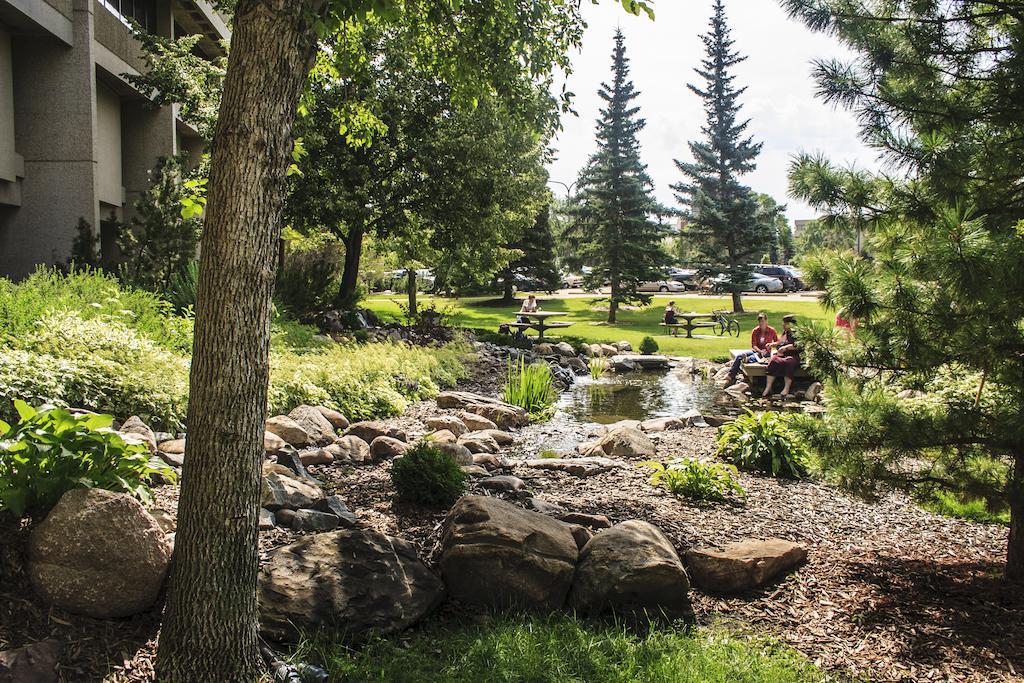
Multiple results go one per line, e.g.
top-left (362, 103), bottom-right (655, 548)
top-left (726, 312), bottom-right (777, 386)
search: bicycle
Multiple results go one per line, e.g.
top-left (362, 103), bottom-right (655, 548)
top-left (712, 309), bottom-right (741, 337)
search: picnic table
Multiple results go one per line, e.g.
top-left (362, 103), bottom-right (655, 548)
top-left (660, 312), bottom-right (717, 339)
top-left (505, 311), bottom-right (573, 339)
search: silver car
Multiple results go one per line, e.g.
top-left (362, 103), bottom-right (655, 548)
top-left (638, 279), bottom-right (687, 293)
top-left (712, 272), bottom-right (784, 293)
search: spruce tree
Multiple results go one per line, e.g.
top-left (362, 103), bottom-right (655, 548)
top-left (673, 0), bottom-right (770, 313)
top-left (569, 30), bottom-right (667, 323)
top-left (498, 203), bottom-right (561, 302)
top-left (784, 0), bottom-right (1024, 579)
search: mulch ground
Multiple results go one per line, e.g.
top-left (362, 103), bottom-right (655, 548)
top-left (1, 359), bottom-right (1020, 682)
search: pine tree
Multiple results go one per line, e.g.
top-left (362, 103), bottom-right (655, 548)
top-left (784, 0), bottom-right (1024, 579)
top-left (569, 30), bottom-right (667, 323)
top-left (673, 0), bottom-right (770, 313)
top-left (498, 203), bottom-right (561, 302)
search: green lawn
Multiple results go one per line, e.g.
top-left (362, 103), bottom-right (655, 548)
top-left (295, 613), bottom-right (823, 682)
top-left (366, 294), bottom-right (831, 360)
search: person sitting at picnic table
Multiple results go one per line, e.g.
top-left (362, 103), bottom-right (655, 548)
top-left (663, 301), bottom-right (680, 337)
top-left (726, 312), bottom-right (777, 386)
top-left (517, 295), bottom-right (539, 323)
top-left (763, 314), bottom-right (800, 398)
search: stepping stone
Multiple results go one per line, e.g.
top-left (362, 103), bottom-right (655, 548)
top-left (521, 457), bottom-right (622, 477)
top-left (684, 538), bottom-right (807, 593)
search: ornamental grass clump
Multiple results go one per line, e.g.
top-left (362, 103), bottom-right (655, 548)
top-left (0, 400), bottom-right (175, 517)
top-left (588, 356), bottom-right (608, 380)
top-left (390, 441), bottom-right (466, 507)
top-left (716, 409), bottom-right (810, 479)
top-left (502, 357), bottom-right (557, 421)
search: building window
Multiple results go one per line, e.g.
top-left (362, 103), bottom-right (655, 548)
top-left (98, 0), bottom-right (158, 34)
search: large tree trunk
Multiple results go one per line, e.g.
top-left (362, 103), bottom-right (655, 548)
top-left (1007, 448), bottom-right (1024, 580)
top-left (406, 267), bottom-right (418, 318)
top-left (608, 278), bottom-right (618, 324)
top-left (339, 222), bottom-right (364, 308)
top-left (502, 277), bottom-right (515, 304)
top-left (155, 1), bottom-right (319, 680)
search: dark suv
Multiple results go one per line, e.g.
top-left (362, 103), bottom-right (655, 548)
top-left (752, 265), bottom-right (802, 291)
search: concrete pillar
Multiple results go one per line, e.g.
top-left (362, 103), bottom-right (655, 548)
top-left (0, 0), bottom-right (98, 278)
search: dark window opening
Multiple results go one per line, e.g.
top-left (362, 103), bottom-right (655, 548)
top-left (98, 0), bottom-right (158, 34)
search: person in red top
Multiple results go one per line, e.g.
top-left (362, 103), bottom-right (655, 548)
top-left (726, 313), bottom-right (778, 385)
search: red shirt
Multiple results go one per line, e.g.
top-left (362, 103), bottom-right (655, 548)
top-left (751, 325), bottom-right (778, 352)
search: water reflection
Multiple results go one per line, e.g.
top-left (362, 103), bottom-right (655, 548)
top-left (559, 370), bottom-right (722, 425)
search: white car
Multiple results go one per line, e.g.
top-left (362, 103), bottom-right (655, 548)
top-left (712, 272), bottom-right (784, 293)
top-left (638, 279), bottom-right (687, 293)
top-left (560, 273), bottom-right (584, 288)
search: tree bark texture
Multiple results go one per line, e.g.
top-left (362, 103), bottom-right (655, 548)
top-left (406, 267), bottom-right (418, 317)
top-left (339, 223), bottom-right (364, 308)
top-left (1007, 449), bottom-right (1024, 580)
top-left (155, 1), bottom-right (319, 680)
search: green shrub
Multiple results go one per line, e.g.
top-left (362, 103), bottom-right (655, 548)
top-left (167, 260), bottom-right (199, 312)
top-left (502, 357), bottom-right (556, 421)
top-left (717, 410), bottom-right (810, 479)
top-left (639, 335), bottom-right (659, 355)
top-left (274, 242), bottom-right (344, 319)
top-left (0, 400), bottom-right (175, 517)
top-left (390, 441), bottom-right (466, 506)
top-left (639, 458), bottom-right (745, 502)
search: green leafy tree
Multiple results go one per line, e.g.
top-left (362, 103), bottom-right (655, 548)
top-left (756, 194), bottom-right (791, 264)
top-left (568, 30), bottom-right (667, 323)
top-left (672, 0), bottom-right (771, 312)
top-left (784, 0), bottom-right (1024, 579)
top-left (154, 2), bottom-right (653, 679)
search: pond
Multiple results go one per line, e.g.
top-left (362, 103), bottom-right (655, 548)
top-left (559, 370), bottom-right (724, 425)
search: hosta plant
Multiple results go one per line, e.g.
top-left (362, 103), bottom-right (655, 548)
top-left (716, 409), bottom-right (810, 479)
top-left (0, 400), bottom-right (174, 517)
top-left (639, 458), bottom-right (746, 502)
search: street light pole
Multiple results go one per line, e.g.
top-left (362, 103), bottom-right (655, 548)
top-left (547, 179), bottom-right (576, 197)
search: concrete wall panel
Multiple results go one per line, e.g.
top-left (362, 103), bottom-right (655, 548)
top-left (0, 25), bottom-right (19, 184)
top-left (95, 78), bottom-right (121, 206)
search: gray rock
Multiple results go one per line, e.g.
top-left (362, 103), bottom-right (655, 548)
top-left (478, 475), bottom-right (528, 494)
top-left (370, 436), bottom-right (408, 461)
top-left (276, 508), bottom-right (340, 532)
top-left (276, 449), bottom-right (317, 483)
top-left (470, 429), bottom-right (514, 446)
top-left (315, 406), bottom-right (350, 430)
top-left (435, 442), bottom-right (474, 466)
top-left (684, 538), bottom-right (807, 593)
top-left (0, 639), bottom-right (60, 683)
top-left (315, 495), bottom-right (359, 528)
top-left (584, 427), bottom-right (655, 459)
top-left (527, 497), bottom-right (566, 515)
top-left (299, 448), bottom-right (334, 466)
top-left (259, 530), bottom-right (444, 642)
top-left (436, 392), bottom-right (529, 428)
top-left (614, 341), bottom-right (633, 353)
top-left (570, 520), bottom-right (693, 622)
top-left (348, 421), bottom-right (406, 444)
top-left (427, 429), bottom-right (458, 444)
top-left (264, 431), bottom-right (288, 454)
top-left (288, 405), bottom-right (338, 447)
top-left (259, 508), bottom-right (277, 530)
top-left (639, 417), bottom-right (684, 433)
top-left (553, 341), bottom-right (576, 357)
top-left (460, 465), bottom-right (490, 478)
top-left (471, 453), bottom-right (508, 471)
top-left (265, 415), bottom-right (312, 447)
top-left (119, 415), bottom-right (156, 452)
top-left (29, 489), bottom-right (171, 619)
top-left (558, 512), bottom-right (612, 529)
top-left (425, 415), bottom-right (468, 437)
top-left (439, 496), bottom-right (578, 610)
top-left (521, 456), bottom-right (623, 477)
top-left (261, 472), bottom-right (324, 511)
top-left (329, 435), bottom-right (371, 464)
top-left (458, 433), bottom-right (500, 454)
top-left (567, 523), bottom-right (594, 551)
top-left (458, 411), bottom-right (499, 432)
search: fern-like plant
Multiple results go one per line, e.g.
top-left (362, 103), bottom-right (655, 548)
top-left (639, 458), bottom-right (745, 502)
top-left (716, 409), bottom-right (810, 479)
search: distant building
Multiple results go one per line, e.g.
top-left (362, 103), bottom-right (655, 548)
top-left (0, 0), bottom-right (229, 279)
top-left (793, 219), bottom-right (817, 237)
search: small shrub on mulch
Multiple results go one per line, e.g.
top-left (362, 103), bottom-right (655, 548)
top-left (391, 442), bottom-right (466, 507)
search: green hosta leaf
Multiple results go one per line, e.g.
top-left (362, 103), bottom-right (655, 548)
top-left (13, 399), bottom-right (35, 421)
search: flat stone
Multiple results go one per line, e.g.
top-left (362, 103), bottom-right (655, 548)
top-left (684, 538), bottom-right (807, 593)
top-left (639, 417), bottom-right (684, 433)
top-left (260, 472), bottom-right (324, 511)
top-left (276, 508), bottom-right (340, 532)
top-left (478, 475), bottom-right (527, 494)
top-left (558, 512), bottom-right (612, 529)
top-left (521, 457), bottom-right (623, 477)
top-left (526, 497), bottom-right (566, 515)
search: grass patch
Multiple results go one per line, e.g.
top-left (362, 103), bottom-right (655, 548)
top-left (502, 357), bottom-right (557, 421)
top-left (917, 489), bottom-right (1010, 526)
top-left (365, 294), bottom-right (830, 360)
top-left (293, 613), bottom-right (824, 682)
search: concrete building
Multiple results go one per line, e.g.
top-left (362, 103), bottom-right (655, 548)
top-left (0, 0), bottom-right (229, 279)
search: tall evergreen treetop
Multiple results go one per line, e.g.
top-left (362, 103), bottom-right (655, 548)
top-left (673, 0), bottom-right (770, 312)
top-left (568, 29), bottom-right (667, 323)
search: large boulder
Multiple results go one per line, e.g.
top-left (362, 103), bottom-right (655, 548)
top-left (261, 471), bottom-right (324, 511)
top-left (0, 639), bottom-right (60, 683)
top-left (436, 392), bottom-right (529, 428)
top-left (553, 341), bottom-right (576, 357)
top-left (265, 415), bottom-right (312, 447)
top-left (263, 431), bottom-right (288, 454)
top-left (328, 435), bottom-right (371, 464)
top-left (425, 415), bottom-right (468, 437)
top-left (347, 421), bottom-right (406, 444)
top-left (585, 427), bottom-right (655, 459)
top-left (259, 530), bottom-right (444, 642)
top-left (438, 496), bottom-right (578, 610)
top-left (287, 405), bottom-right (338, 446)
top-left (457, 432), bottom-right (500, 454)
top-left (370, 436), bottom-right (408, 460)
top-left (316, 406), bottom-right (350, 431)
top-left (569, 520), bottom-right (692, 621)
top-left (119, 416), bottom-right (156, 452)
top-left (435, 442), bottom-right (474, 466)
top-left (458, 411), bottom-right (498, 432)
top-left (29, 489), bottom-right (171, 618)
top-left (684, 538), bottom-right (807, 593)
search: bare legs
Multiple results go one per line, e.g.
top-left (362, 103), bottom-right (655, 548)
top-left (762, 375), bottom-right (794, 398)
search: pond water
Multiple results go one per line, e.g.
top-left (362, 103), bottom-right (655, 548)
top-left (558, 370), bottom-right (724, 425)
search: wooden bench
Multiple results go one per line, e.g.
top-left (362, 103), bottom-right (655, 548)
top-left (659, 320), bottom-right (717, 339)
top-left (730, 348), bottom-right (812, 383)
top-left (502, 318), bottom-right (574, 339)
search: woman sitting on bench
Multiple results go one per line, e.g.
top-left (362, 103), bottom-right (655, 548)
top-left (663, 301), bottom-right (679, 337)
top-left (517, 295), bottom-right (539, 323)
top-left (763, 314), bottom-right (800, 399)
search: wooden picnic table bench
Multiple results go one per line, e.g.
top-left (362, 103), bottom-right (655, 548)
top-left (729, 348), bottom-right (812, 383)
top-left (504, 311), bottom-right (572, 339)
top-left (659, 312), bottom-right (717, 339)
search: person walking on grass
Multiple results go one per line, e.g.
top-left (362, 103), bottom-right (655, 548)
top-left (726, 312), bottom-right (777, 386)
top-left (763, 314), bottom-right (800, 399)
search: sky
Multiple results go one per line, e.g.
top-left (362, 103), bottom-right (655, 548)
top-left (545, 0), bottom-right (880, 224)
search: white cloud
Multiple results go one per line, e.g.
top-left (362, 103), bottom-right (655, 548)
top-left (545, 0), bottom-right (881, 222)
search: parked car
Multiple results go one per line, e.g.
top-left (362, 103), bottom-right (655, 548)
top-left (638, 279), bottom-right (687, 293)
top-left (711, 272), bottom-right (784, 293)
top-left (668, 269), bottom-right (699, 290)
top-left (560, 272), bottom-right (584, 288)
top-left (752, 264), bottom-right (801, 292)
